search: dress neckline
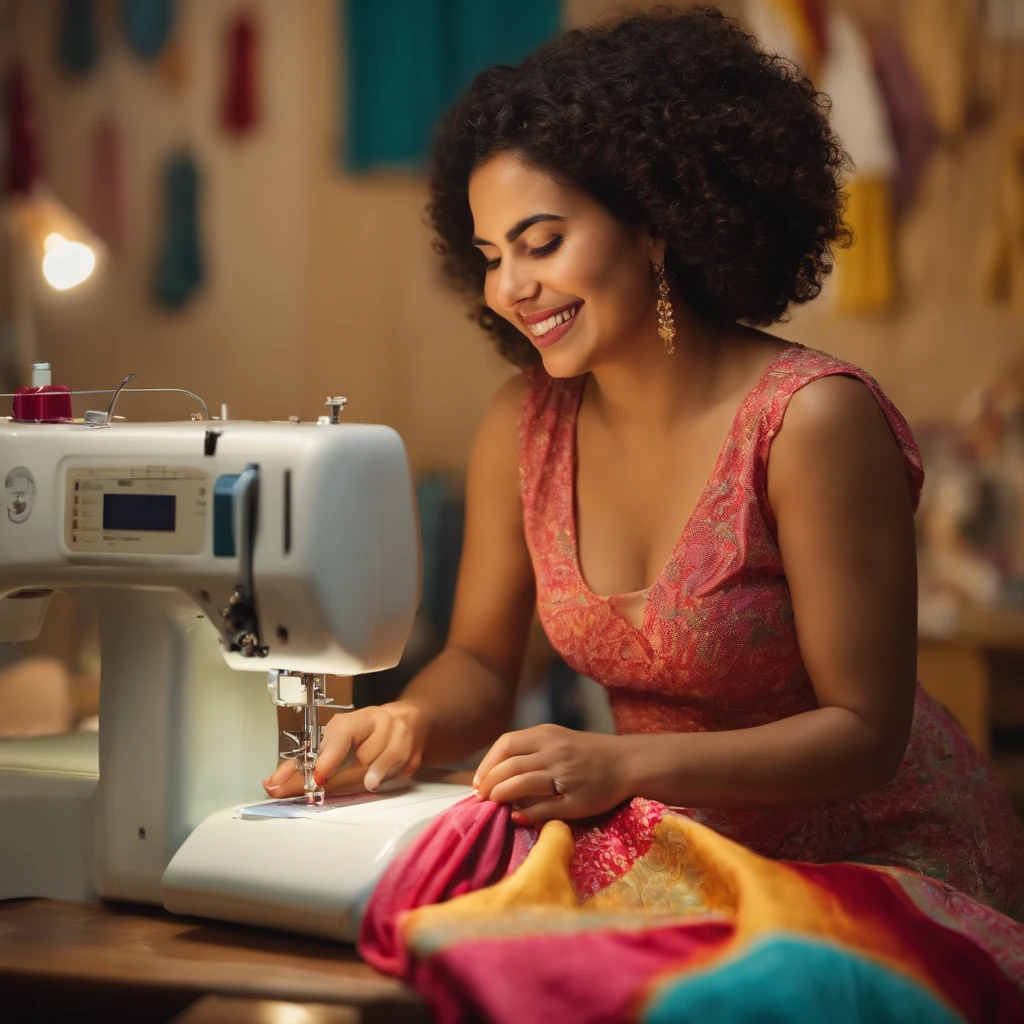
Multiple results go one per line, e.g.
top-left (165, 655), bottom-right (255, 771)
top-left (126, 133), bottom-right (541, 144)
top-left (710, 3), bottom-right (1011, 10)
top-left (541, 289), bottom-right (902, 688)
top-left (566, 343), bottom-right (802, 631)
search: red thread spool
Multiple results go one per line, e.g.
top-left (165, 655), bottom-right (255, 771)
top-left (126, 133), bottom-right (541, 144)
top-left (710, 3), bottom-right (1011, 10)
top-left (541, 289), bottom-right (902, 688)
top-left (12, 384), bottom-right (73, 423)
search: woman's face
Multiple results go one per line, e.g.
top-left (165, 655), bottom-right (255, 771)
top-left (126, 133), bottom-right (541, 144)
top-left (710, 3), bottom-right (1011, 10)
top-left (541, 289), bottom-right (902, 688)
top-left (468, 153), bottom-right (663, 377)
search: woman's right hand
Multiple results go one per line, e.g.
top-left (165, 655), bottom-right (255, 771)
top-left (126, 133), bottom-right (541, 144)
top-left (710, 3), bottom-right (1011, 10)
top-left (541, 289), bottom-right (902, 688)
top-left (261, 700), bottom-right (429, 799)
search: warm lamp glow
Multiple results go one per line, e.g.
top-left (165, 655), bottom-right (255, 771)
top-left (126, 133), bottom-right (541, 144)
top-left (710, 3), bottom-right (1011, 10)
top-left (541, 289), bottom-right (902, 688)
top-left (5, 192), bottom-right (103, 292)
top-left (41, 233), bottom-right (97, 291)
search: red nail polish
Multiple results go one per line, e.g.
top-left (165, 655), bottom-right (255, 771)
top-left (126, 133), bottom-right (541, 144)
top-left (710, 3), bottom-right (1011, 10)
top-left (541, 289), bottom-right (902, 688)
top-left (511, 811), bottom-right (526, 825)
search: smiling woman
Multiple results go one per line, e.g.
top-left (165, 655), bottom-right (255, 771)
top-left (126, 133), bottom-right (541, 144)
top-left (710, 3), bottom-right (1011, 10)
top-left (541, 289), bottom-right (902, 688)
top-left (263, 5), bottom-right (1024, 1020)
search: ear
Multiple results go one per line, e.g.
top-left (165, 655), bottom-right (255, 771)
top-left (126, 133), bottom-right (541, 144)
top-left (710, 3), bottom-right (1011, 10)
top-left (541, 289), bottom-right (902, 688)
top-left (647, 234), bottom-right (666, 266)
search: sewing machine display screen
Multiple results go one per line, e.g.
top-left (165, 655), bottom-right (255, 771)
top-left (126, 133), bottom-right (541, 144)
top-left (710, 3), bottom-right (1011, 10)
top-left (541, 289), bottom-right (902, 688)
top-left (65, 466), bottom-right (208, 555)
top-left (103, 493), bottom-right (176, 532)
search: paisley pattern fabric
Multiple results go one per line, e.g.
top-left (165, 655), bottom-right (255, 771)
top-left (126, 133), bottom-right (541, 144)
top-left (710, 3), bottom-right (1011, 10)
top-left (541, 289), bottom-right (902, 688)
top-left (518, 343), bottom-right (1024, 920)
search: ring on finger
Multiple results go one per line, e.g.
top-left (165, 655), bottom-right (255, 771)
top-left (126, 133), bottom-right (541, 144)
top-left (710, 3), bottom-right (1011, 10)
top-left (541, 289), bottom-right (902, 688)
top-left (552, 779), bottom-right (567, 798)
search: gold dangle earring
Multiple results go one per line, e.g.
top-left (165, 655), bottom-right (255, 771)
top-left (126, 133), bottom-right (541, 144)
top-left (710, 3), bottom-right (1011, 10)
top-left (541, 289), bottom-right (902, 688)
top-left (655, 260), bottom-right (676, 355)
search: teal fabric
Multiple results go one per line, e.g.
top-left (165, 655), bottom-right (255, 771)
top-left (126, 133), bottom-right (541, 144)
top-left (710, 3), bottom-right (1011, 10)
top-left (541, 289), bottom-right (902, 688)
top-left (121, 0), bottom-right (175, 61)
top-left (155, 151), bottom-right (203, 309)
top-left (342, 0), bottom-right (562, 171)
top-left (644, 935), bottom-right (963, 1024)
top-left (59, 0), bottom-right (100, 76)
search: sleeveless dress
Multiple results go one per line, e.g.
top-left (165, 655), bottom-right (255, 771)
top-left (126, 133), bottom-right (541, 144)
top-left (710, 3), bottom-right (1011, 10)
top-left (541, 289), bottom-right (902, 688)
top-left (519, 342), bottom-right (1024, 920)
top-left (360, 344), bottom-right (1024, 1023)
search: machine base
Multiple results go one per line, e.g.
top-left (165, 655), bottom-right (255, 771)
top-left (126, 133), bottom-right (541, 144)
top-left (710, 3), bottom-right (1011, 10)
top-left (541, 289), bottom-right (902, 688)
top-left (162, 782), bottom-right (472, 942)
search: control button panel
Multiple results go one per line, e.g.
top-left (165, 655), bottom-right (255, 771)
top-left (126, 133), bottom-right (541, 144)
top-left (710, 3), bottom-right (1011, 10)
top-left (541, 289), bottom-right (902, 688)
top-left (65, 466), bottom-right (209, 555)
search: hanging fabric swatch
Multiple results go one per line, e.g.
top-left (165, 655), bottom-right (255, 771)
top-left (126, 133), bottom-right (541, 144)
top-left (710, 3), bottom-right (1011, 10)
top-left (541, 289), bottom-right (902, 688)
top-left (4, 65), bottom-right (42, 196)
top-left (158, 33), bottom-right (187, 90)
top-left (59, 0), bottom-right (100, 77)
top-left (866, 27), bottom-right (937, 216)
top-left (819, 11), bottom-right (898, 314)
top-left (979, 122), bottom-right (1024, 315)
top-left (745, 0), bottom-right (898, 314)
top-left (343, 0), bottom-right (562, 172)
top-left (155, 151), bottom-right (203, 309)
top-left (220, 10), bottom-right (259, 136)
top-left (89, 118), bottom-right (126, 250)
top-left (122, 0), bottom-right (175, 62)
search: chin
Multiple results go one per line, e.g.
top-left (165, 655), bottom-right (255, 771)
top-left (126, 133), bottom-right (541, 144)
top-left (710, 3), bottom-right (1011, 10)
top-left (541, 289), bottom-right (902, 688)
top-left (535, 341), bottom-right (593, 380)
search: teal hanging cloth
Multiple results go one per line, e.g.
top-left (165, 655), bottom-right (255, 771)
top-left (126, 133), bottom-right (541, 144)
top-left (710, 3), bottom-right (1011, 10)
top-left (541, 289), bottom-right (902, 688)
top-left (59, 0), bottom-right (100, 77)
top-left (122, 0), bottom-right (175, 61)
top-left (155, 151), bottom-right (203, 309)
top-left (342, 0), bottom-right (561, 172)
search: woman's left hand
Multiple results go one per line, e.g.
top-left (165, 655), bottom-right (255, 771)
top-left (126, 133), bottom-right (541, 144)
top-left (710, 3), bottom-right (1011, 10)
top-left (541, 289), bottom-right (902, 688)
top-left (473, 724), bottom-right (633, 826)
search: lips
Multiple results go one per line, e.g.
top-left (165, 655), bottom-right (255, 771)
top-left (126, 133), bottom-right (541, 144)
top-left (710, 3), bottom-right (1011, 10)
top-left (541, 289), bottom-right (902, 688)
top-left (527, 303), bottom-right (582, 349)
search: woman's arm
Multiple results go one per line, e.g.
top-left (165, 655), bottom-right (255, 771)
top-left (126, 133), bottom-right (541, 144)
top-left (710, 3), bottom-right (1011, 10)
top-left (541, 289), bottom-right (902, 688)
top-left (475, 374), bottom-right (920, 819)
top-left (401, 372), bottom-right (538, 763)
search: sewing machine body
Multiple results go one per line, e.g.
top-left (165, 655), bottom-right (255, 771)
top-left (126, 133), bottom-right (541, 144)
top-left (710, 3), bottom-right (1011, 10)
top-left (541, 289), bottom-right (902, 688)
top-left (0, 417), bottom-right (469, 941)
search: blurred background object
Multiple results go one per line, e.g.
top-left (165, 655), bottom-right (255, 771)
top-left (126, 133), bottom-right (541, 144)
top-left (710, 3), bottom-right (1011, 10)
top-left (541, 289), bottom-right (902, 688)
top-left (0, 0), bottom-right (1021, 805)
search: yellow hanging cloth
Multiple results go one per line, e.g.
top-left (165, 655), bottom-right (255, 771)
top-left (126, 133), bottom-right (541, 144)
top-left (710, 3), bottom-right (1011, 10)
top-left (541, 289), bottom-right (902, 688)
top-left (979, 121), bottom-right (1024, 314)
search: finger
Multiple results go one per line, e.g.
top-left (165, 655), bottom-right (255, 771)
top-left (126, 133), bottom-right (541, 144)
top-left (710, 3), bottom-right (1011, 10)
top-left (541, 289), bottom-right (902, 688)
top-left (473, 730), bottom-right (539, 790)
top-left (510, 799), bottom-right (566, 828)
top-left (323, 762), bottom-right (374, 795)
top-left (263, 758), bottom-right (298, 795)
top-left (352, 720), bottom-right (392, 770)
top-left (488, 771), bottom-right (562, 807)
top-left (363, 731), bottom-right (415, 792)
top-left (475, 754), bottom-right (545, 801)
top-left (314, 713), bottom-right (377, 784)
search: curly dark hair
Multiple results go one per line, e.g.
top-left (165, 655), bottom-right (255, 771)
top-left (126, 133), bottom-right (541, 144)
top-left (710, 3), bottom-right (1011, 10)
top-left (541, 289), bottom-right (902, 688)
top-left (426, 4), bottom-right (852, 368)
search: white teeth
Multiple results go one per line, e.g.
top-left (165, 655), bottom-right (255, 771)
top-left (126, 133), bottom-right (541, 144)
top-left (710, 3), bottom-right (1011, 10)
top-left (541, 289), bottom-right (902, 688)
top-left (528, 304), bottom-right (579, 337)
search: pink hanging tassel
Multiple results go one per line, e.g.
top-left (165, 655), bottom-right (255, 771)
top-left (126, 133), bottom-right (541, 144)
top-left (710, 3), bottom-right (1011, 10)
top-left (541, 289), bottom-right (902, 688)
top-left (220, 10), bottom-right (259, 136)
top-left (89, 117), bottom-right (126, 249)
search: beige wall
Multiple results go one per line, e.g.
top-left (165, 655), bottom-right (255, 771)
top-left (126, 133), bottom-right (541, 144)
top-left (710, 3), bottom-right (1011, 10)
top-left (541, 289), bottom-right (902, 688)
top-left (7, 0), bottom-right (309, 423)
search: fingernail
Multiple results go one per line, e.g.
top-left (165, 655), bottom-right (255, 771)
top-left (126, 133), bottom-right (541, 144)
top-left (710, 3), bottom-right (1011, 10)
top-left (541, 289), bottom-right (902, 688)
top-left (263, 783), bottom-right (279, 793)
top-left (511, 811), bottom-right (526, 825)
top-left (472, 775), bottom-right (480, 788)
top-left (365, 772), bottom-right (379, 791)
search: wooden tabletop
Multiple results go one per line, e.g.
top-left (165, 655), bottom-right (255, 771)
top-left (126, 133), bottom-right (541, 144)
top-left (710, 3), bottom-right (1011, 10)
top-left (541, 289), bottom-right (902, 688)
top-left (0, 898), bottom-right (428, 1023)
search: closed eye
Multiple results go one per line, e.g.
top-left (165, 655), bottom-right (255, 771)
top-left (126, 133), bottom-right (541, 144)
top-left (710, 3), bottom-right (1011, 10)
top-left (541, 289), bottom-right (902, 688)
top-left (481, 235), bottom-right (564, 272)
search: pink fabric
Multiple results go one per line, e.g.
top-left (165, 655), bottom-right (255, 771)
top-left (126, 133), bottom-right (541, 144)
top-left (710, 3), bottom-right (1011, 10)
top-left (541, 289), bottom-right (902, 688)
top-left (359, 797), bottom-right (516, 975)
top-left (518, 343), bottom-right (1024, 919)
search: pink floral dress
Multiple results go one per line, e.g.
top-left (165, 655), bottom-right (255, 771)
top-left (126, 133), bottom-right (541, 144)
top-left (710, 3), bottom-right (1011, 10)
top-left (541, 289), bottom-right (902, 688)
top-left (518, 342), bottom-right (1024, 920)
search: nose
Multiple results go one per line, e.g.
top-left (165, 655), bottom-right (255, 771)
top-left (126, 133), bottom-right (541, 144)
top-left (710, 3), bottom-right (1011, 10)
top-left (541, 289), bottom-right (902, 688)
top-left (493, 258), bottom-right (539, 312)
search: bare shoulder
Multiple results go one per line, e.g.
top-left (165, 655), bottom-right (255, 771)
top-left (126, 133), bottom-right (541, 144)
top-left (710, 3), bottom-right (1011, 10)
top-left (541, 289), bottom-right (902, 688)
top-left (467, 372), bottom-right (530, 490)
top-left (770, 372), bottom-right (901, 456)
top-left (768, 372), bottom-right (911, 511)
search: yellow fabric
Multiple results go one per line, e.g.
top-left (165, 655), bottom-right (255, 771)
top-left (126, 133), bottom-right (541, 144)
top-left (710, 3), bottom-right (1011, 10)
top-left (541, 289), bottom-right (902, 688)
top-left (401, 813), bottom-right (944, 1003)
top-left (901, 0), bottom-right (975, 138)
top-left (980, 121), bottom-right (1024, 314)
top-left (767, 0), bottom-right (822, 82)
top-left (832, 175), bottom-right (896, 314)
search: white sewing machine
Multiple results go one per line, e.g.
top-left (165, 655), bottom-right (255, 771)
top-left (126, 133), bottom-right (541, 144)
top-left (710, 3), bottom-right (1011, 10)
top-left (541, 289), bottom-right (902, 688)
top-left (0, 383), bottom-right (470, 942)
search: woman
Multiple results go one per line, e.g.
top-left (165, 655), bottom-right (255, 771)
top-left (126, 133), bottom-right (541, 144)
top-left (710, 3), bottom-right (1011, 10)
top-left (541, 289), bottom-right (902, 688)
top-left (266, 7), bottom-right (1024, 1019)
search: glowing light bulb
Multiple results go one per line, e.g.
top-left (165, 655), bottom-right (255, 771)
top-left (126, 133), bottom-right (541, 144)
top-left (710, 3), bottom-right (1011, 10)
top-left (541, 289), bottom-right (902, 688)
top-left (41, 232), bottom-right (97, 291)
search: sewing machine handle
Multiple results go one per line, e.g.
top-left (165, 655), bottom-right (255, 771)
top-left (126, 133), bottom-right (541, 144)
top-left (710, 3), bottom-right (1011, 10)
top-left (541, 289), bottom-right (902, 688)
top-left (220, 463), bottom-right (267, 657)
top-left (233, 465), bottom-right (259, 602)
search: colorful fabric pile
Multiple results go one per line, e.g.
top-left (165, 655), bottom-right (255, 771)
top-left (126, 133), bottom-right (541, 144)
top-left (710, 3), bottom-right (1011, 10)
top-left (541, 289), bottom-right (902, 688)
top-left (361, 796), bottom-right (1024, 1023)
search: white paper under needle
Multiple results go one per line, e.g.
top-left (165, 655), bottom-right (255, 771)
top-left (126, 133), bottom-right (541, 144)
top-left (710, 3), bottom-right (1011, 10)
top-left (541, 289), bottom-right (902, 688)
top-left (239, 791), bottom-right (383, 820)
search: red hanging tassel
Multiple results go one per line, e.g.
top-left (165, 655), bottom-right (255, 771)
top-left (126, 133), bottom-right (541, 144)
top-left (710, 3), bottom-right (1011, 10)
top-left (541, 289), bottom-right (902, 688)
top-left (220, 10), bottom-right (258, 136)
top-left (5, 64), bottom-right (43, 195)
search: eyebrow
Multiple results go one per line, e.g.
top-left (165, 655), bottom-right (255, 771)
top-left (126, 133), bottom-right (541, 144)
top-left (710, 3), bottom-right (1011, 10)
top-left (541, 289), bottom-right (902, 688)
top-left (472, 213), bottom-right (565, 247)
